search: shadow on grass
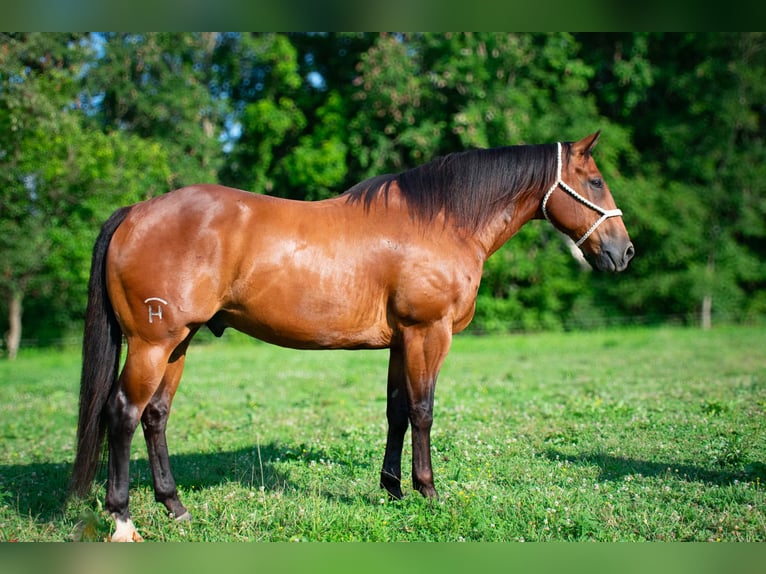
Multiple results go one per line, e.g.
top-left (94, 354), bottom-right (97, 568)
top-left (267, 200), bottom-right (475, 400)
top-left (0, 441), bottom-right (368, 524)
top-left (542, 448), bottom-right (764, 485)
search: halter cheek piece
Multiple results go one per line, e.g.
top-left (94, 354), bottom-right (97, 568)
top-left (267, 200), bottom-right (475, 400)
top-left (541, 141), bottom-right (623, 247)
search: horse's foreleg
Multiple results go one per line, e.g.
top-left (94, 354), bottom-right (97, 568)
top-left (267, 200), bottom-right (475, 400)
top-left (408, 383), bottom-right (436, 498)
top-left (142, 353), bottom-right (189, 521)
top-left (381, 346), bottom-right (408, 499)
top-left (402, 322), bottom-right (452, 499)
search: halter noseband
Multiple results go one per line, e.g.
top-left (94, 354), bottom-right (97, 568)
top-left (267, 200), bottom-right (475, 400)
top-left (541, 142), bottom-right (623, 247)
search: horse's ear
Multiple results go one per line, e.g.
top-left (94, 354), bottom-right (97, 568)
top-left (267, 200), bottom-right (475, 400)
top-left (572, 130), bottom-right (601, 158)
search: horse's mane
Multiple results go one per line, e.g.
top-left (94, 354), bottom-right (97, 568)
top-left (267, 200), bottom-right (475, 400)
top-left (343, 143), bottom-right (566, 232)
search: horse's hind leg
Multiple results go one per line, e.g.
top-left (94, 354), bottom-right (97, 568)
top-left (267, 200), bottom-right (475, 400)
top-left (105, 341), bottom-right (174, 542)
top-left (141, 337), bottom-right (194, 521)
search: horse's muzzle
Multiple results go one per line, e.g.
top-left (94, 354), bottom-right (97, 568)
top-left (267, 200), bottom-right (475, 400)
top-left (592, 240), bottom-right (635, 272)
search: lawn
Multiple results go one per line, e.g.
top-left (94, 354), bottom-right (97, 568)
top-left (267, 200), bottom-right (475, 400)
top-left (1, 325), bottom-right (765, 541)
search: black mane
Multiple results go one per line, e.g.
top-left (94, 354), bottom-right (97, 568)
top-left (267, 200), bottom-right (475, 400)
top-left (343, 143), bottom-right (566, 232)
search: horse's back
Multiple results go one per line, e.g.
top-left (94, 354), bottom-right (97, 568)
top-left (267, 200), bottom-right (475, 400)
top-left (104, 186), bottom-right (393, 347)
top-left (105, 184), bottom-right (480, 349)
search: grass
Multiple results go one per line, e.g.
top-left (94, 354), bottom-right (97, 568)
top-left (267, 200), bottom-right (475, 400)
top-left (1, 325), bottom-right (765, 542)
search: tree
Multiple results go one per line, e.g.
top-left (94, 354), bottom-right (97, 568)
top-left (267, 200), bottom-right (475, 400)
top-left (582, 33), bottom-right (766, 326)
top-left (0, 33), bottom-right (171, 357)
top-left (82, 33), bottom-right (226, 189)
top-left (664, 33), bottom-right (766, 327)
top-left (217, 33), bottom-right (365, 200)
top-left (346, 33), bottom-right (636, 330)
top-left (0, 33), bottom-right (90, 357)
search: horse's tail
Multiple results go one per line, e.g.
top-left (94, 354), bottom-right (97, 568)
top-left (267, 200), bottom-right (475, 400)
top-left (69, 206), bottom-right (132, 498)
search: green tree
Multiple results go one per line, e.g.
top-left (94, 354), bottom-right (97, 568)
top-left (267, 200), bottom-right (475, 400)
top-left (82, 33), bottom-right (226, 188)
top-left (18, 128), bottom-right (171, 346)
top-left (1, 33), bottom-right (90, 357)
top-left (582, 33), bottom-right (766, 326)
top-left (217, 33), bottom-right (364, 200)
top-left (0, 33), bottom-right (171, 357)
top-left (347, 33), bottom-right (637, 330)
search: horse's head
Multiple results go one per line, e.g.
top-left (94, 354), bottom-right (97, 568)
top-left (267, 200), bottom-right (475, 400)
top-left (541, 131), bottom-right (634, 272)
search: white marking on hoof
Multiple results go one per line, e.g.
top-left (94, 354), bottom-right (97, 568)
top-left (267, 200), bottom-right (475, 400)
top-left (111, 516), bottom-right (144, 542)
top-left (174, 511), bottom-right (192, 522)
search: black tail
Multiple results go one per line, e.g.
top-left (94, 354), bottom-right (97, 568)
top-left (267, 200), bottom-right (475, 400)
top-left (69, 206), bottom-right (132, 498)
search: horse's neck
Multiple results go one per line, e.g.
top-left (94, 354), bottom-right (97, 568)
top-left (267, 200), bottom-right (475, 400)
top-left (474, 191), bottom-right (543, 260)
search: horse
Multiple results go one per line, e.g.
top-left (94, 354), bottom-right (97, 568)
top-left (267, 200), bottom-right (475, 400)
top-left (69, 131), bottom-right (633, 541)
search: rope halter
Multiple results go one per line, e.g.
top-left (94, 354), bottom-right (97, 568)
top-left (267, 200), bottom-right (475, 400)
top-left (541, 142), bottom-right (623, 247)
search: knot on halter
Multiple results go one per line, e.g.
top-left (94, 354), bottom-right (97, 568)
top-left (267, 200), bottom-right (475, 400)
top-left (542, 142), bottom-right (623, 247)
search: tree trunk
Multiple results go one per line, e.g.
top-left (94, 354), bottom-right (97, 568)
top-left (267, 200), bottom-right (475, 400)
top-left (701, 253), bottom-right (715, 330)
top-left (5, 291), bottom-right (22, 360)
top-left (701, 293), bottom-right (712, 330)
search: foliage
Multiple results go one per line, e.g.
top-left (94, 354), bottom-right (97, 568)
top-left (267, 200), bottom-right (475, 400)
top-left (0, 34), bottom-right (89, 303)
top-left (82, 33), bottom-right (225, 188)
top-left (581, 33), bottom-right (766, 324)
top-left (1, 33), bottom-right (765, 347)
top-left (1, 326), bottom-right (765, 541)
top-left (0, 33), bottom-right (173, 347)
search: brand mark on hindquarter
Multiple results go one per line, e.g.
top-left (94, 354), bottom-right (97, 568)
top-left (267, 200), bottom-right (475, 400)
top-left (144, 297), bottom-right (168, 323)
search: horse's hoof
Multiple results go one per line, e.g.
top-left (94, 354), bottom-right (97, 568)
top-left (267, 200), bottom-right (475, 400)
top-left (387, 488), bottom-right (404, 500)
top-left (416, 484), bottom-right (438, 499)
top-left (110, 517), bottom-right (144, 542)
top-left (174, 511), bottom-right (192, 522)
top-left (380, 480), bottom-right (404, 500)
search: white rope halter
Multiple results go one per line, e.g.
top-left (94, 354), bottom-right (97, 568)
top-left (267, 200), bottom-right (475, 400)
top-left (542, 142), bottom-right (623, 247)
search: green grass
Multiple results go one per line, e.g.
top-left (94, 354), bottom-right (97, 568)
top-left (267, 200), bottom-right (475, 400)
top-left (1, 325), bottom-right (765, 541)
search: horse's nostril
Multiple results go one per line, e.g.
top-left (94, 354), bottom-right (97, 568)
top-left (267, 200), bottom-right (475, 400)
top-left (625, 243), bottom-right (635, 261)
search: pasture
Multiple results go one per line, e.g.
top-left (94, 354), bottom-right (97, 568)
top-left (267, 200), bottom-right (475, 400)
top-left (1, 325), bottom-right (765, 542)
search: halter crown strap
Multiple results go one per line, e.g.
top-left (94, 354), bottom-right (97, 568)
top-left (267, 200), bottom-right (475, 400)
top-left (542, 142), bottom-right (623, 247)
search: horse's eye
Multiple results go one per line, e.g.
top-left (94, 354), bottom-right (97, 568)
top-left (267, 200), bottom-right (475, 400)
top-left (589, 178), bottom-right (603, 190)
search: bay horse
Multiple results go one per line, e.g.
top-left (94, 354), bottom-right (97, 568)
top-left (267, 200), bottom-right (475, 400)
top-left (69, 131), bottom-right (633, 541)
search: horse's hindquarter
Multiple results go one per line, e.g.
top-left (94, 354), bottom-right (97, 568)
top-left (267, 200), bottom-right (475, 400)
top-left (106, 186), bottom-right (251, 339)
top-left (107, 185), bottom-right (483, 350)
